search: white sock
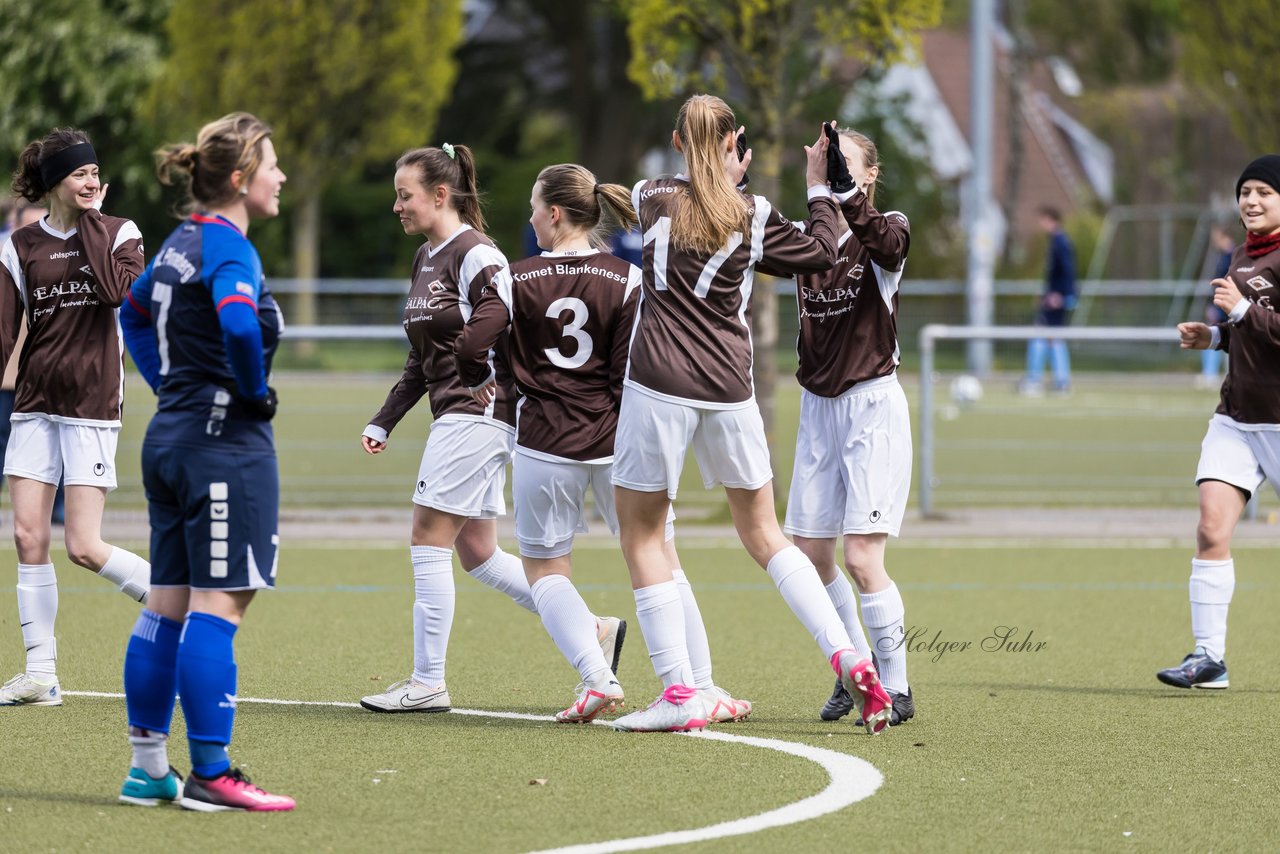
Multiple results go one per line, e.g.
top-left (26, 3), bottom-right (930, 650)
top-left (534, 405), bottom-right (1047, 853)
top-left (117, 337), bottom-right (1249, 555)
top-left (766, 546), bottom-right (853, 662)
top-left (531, 574), bottom-right (610, 684)
top-left (128, 726), bottom-right (169, 778)
top-left (98, 547), bottom-right (151, 603)
top-left (411, 545), bottom-right (455, 687)
top-left (1190, 558), bottom-right (1234, 661)
top-left (860, 582), bottom-right (908, 694)
top-left (633, 581), bottom-right (693, 688)
top-left (17, 563), bottom-right (58, 678)
top-left (672, 569), bottom-right (714, 690)
top-left (466, 548), bottom-right (537, 613)
top-left (825, 574), bottom-right (872, 660)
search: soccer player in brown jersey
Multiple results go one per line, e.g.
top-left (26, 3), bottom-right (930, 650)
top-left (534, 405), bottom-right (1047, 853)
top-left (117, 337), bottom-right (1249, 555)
top-left (358, 144), bottom-right (622, 714)
top-left (780, 126), bottom-right (916, 727)
top-left (456, 164), bottom-right (750, 724)
top-left (609, 94), bottom-right (894, 733)
top-left (0, 128), bottom-right (151, 707)
top-left (1159, 154), bottom-right (1280, 690)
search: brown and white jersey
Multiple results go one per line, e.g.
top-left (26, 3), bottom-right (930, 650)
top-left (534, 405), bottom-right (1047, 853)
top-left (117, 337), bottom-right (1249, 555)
top-left (625, 176), bottom-right (840, 407)
top-left (1214, 244), bottom-right (1280, 426)
top-left (368, 225), bottom-right (515, 439)
top-left (455, 249), bottom-right (641, 463)
top-left (789, 190), bottom-right (911, 397)
top-left (0, 212), bottom-right (144, 425)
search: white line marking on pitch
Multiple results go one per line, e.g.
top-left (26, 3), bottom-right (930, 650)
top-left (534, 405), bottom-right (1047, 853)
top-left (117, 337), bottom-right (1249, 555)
top-left (66, 690), bottom-right (883, 852)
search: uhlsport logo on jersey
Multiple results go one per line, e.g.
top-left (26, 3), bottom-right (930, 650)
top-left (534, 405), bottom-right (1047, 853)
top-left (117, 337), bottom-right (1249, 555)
top-left (869, 510), bottom-right (882, 524)
top-left (417, 480), bottom-right (426, 494)
top-left (93, 462), bottom-right (106, 477)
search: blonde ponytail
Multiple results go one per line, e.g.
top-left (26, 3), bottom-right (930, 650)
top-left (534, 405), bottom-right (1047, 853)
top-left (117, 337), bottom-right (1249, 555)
top-left (671, 95), bottom-right (749, 255)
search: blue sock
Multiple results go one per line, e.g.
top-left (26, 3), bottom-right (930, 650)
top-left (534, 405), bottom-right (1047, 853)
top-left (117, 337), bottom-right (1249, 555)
top-left (123, 610), bottom-right (182, 733)
top-left (177, 612), bottom-right (238, 778)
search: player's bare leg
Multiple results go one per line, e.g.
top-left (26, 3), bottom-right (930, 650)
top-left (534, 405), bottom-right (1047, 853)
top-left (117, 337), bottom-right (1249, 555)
top-left (611, 486), bottom-right (706, 732)
top-left (63, 485), bottom-right (149, 602)
top-left (727, 484), bottom-right (891, 733)
top-left (1157, 480), bottom-right (1243, 690)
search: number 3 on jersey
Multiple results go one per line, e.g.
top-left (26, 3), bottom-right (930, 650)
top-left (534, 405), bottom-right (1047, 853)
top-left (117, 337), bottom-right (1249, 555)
top-left (545, 297), bottom-right (593, 369)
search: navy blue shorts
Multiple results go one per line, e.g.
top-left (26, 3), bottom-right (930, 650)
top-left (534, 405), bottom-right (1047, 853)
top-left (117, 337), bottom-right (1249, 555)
top-left (142, 442), bottom-right (279, 591)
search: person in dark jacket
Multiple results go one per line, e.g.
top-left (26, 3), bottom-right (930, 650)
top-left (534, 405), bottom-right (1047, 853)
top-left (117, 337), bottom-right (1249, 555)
top-left (1021, 206), bottom-right (1076, 395)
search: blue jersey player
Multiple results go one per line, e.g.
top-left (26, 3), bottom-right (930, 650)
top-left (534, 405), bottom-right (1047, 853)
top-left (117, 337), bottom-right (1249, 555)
top-left (116, 113), bottom-right (294, 812)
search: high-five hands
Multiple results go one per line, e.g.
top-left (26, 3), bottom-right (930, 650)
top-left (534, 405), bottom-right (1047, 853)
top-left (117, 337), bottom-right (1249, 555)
top-left (823, 122), bottom-right (855, 193)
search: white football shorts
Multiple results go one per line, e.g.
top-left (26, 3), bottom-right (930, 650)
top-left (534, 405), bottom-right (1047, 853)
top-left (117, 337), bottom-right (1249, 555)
top-left (412, 416), bottom-right (513, 518)
top-left (3, 415), bottom-right (119, 490)
top-left (784, 374), bottom-right (912, 538)
top-left (1195, 413), bottom-right (1280, 499)
top-left (513, 449), bottom-right (616, 559)
top-left (611, 385), bottom-right (773, 499)
top-left (514, 449), bottom-right (678, 559)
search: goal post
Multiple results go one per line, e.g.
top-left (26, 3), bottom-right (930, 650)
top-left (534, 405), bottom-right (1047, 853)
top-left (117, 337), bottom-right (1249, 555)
top-left (916, 324), bottom-right (1183, 517)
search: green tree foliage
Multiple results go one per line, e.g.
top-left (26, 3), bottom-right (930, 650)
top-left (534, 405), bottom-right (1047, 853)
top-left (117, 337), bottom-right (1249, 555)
top-left (618, 0), bottom-right (941, 439)
top-left (153, 0), bottom-right (463, 327)
top-left (428, 0), bottom-right (674, 259)
top-left (0, 0), bottom-right (169, 212)
top-left (1022, 0), bottom-right (1179, 88)
top-left (1180, 4), bottom-right (1280, 155)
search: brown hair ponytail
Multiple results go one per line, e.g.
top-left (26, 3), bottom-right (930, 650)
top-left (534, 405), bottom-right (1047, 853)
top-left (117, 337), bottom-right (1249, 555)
top-left (396, 143), bottom-right (487, 233)
top-left (672, 95), bottom-right (749, 254)
top-left (536, 163), bottom-right (638, 249)
top-left (155, 111), bottom-right (273, 215)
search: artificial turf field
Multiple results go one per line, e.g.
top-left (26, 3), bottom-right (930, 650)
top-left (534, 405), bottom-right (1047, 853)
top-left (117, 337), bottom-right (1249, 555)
top-left (3, 370), bottom-right (1279, 851)
top-left (2, 539), bottom-right (1278, 852)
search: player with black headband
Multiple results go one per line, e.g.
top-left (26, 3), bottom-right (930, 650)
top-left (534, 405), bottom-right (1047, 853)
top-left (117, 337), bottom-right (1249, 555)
top-left (776, 122), bottom-right (916, 727)
top-left (0, 128), bottom-right (151, 708)
top-left (1158, 154), bottom-right (1280, 691)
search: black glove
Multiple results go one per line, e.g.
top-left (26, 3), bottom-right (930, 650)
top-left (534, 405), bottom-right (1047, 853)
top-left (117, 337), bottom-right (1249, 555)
top-left (824, 122), bottom-right (855, 193)
top-left (735, 130), bottom-right (749, 190)
top-left (244, 386), bottom-right (278, 421)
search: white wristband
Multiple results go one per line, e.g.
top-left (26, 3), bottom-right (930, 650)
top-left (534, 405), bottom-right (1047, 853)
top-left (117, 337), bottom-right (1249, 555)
top-left (834, 186), bottom-right (864, 204)
top-left (1228, 298), bottom-right (1249, 324)
top-left (467, 368), bottom-right (497, 393)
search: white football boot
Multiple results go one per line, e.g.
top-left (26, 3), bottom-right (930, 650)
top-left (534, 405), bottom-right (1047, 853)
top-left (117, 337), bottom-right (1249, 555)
top-left (359, 678), bottom-right (450, 713)
top-left (0, 672), bottom-right (62, 706)
top-left (702, 685), bottom-right (752, 723)
top-left (611, 684), bottom-right (709, 732)
top-left (556, 675), bottom-right (625, 723)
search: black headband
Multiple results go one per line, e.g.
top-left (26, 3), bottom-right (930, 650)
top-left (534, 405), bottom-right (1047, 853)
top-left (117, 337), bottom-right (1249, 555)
top-left (38, 142), bottom-right (98, 191)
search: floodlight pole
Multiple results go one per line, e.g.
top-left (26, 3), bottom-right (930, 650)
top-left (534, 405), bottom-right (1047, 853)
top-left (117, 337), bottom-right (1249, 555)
top-left (965, 0), bottom-right (997, 375)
